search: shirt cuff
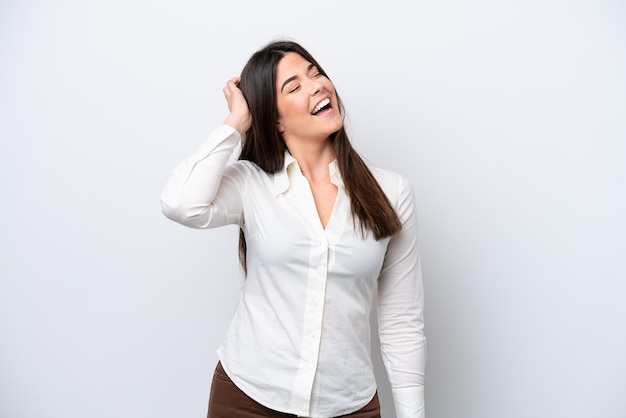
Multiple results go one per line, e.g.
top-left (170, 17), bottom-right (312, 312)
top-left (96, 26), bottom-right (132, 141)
top-left (392, 386), bottom-right (425, 418)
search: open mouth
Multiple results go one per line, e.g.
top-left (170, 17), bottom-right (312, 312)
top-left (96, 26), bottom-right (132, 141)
top-left (311, 98), bottom-right (332, 115)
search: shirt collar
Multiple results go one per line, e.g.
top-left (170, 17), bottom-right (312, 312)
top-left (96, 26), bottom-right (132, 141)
top-left (328, 159), bottom-right (344, 188)
top-left (270, 151), bottom-right (295, 195)
top-left (270, 150), bottom-right (344, 195)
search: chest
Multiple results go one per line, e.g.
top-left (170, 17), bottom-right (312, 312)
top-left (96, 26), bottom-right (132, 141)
top-left (241, 179), bottom-right (389, 280)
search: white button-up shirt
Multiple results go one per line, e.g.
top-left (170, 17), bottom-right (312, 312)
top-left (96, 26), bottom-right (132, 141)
top-left (161, 125), bottom-right (426, 418)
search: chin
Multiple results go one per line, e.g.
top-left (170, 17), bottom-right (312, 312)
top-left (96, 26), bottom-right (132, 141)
top-left (331, 119), bottom-right (344, 133)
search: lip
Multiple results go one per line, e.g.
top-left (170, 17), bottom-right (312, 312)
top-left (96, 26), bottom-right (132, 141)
top-left (311, 96), bottom-right (332, 115)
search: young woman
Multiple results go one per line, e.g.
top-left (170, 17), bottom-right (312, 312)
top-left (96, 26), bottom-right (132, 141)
top-left (161, 40), bottom-right (426, 418)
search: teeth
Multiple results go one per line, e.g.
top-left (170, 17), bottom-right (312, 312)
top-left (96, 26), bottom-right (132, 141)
top-left (312, 98), bottom-right (330, 114)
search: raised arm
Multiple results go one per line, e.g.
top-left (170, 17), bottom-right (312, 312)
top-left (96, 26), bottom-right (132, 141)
top-left (160, 78), bottom-right (252, 229)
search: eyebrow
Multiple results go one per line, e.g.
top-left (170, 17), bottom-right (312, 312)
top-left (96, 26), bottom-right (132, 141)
top-left (280, 63), bottom-right (316, 93)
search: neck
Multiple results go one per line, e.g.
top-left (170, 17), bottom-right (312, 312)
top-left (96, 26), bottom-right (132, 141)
top-left (285, 137), bottom-right (336, 183)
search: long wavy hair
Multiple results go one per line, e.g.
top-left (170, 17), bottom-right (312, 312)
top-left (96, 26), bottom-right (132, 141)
top-left (237, 40), bottom-right (401, 273)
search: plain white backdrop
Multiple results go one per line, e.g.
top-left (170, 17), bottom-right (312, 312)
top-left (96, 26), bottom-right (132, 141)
top-left (1, 1), bottom-right (625, 417)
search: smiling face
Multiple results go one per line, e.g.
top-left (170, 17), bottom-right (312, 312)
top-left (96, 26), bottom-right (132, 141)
top-left (275, 52), bottom-right (344, 145)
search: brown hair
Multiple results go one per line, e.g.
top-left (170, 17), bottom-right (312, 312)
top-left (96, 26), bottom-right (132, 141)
top-left (237, 40), bottom-right (401, 273)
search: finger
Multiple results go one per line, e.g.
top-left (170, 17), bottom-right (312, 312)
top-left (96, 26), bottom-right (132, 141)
top-left (227, 78), bottom-right (242, 92)
top-left (225, 77), bottom-right (240, 87)
top-left (224, 78), bottom-right (241, 94)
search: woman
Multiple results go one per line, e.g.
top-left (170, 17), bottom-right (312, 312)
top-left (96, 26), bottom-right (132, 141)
top-left (161, 40), bottom-right (426, 418)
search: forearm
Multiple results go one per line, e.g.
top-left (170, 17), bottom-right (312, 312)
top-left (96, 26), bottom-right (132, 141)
top-left (379, 322), bottom-right (426, 418)
top-left (160, 124), bottom-right (241, 228)
top-left (378, 275), bottom-right (426, 418)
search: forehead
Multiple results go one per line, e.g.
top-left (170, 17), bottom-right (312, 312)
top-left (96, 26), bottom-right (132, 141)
top-left (276, 52), bottom-right (312, 79)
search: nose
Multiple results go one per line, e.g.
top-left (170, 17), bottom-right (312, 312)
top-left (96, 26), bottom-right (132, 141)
top-left (309, 78), bottom-right (323, 96)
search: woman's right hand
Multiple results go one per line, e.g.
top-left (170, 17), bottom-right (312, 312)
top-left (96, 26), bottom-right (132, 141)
top-left (223, 77), bottom-right (252, 135)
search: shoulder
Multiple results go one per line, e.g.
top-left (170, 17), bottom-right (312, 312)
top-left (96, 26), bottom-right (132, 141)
top-left (220, 160), bottom-right (269, 191)
top-left (224, 159), bottom-right (264, 176)
top-left (369, 167), bottom-right (414, 202)
top-left (370, 166), bottom-right (417, 223)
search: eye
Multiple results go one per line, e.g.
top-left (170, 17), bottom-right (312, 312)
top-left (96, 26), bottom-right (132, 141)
top-left (288, 85), bottom-right (300, 93)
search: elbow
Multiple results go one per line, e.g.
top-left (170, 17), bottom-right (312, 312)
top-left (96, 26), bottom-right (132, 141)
top-left (161, 196), bottom-right (184, 223)
top-left (160, 195), bottom-right (196, 226)
top-left (160, 195), bottom-right (213, 229)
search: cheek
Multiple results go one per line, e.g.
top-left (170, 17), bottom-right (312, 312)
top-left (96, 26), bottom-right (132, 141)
top-left (323, 79), bottom-right (336, 94)
top-left (279, 98), bottom-right (308, 121)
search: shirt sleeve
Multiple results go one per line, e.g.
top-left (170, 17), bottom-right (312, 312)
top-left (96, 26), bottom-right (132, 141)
top-left (160, 124), bottom-right (247, 229)
top-left (377, 174), bottom-right (426, 418)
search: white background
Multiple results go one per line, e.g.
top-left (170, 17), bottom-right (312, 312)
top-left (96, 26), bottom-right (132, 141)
top-left (1, 1), bottom-right (625, 417)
